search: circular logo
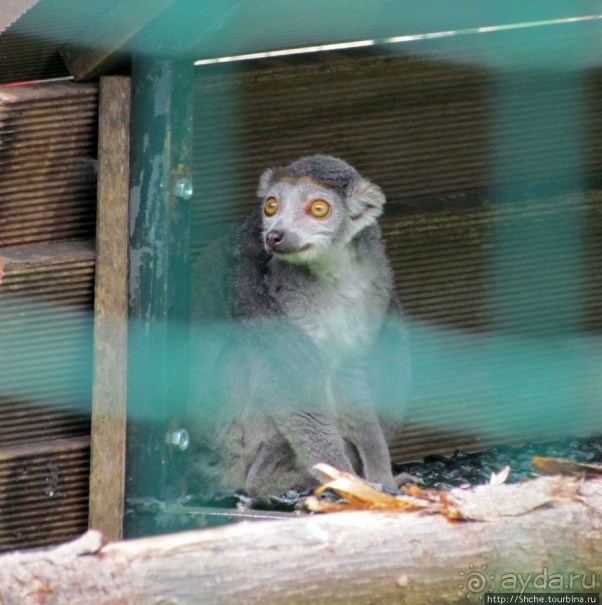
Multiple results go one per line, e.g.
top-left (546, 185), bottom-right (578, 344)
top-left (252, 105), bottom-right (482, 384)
top-left (458, 564), bottom-right (495, 599)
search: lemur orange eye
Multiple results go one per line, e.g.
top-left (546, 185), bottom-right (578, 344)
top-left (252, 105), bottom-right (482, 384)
top-left (309, 199), bottom-right (330, 218)
top-left (264, 197), bottom-right (279, 217)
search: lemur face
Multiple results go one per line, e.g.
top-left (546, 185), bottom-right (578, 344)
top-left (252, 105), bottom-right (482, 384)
top-left (257, 155), bottom-right (386, 265)
top-left (260, 177), bottom-right (347, 264)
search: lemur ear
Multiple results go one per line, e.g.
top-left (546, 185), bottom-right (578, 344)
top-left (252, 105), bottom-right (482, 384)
top-left (346, 177), bottom-right (385, 231)
top-left (257, 168), bottom-right (275, 197)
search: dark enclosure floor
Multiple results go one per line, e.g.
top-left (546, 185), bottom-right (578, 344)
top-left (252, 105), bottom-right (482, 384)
top-left (180, 434), bottom-right (602, 514)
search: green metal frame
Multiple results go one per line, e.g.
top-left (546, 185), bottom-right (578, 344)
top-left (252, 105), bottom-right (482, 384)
top-left (125, 56), bottom-right (194, 537)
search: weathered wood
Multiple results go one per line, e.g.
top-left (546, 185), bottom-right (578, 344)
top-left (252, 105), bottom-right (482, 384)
top-left (0, 436), bottom-right (90, 463)
top-left (89, 76), bottom-right (131, 541)
top-left (0, 81), bottom-right (98, 247)
top-left (0, 436), bottom-right (91, 554)
top-left (0, 241), bottom-right (95, 281)
top-left (1, 477), bottom-right (601, 605)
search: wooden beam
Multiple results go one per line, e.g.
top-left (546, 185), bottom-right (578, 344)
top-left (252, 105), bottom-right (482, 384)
top-left (89, 76), bottom-right (131, 540)
top-left (60, 0), bottom-right (177, 80)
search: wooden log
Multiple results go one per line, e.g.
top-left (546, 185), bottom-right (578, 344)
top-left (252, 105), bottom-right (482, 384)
top-left (0, 477), bottom-right (601, 604)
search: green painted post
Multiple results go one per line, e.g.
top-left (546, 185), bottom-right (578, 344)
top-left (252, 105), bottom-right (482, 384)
top-left (125, 56), bottom-right (194, 537)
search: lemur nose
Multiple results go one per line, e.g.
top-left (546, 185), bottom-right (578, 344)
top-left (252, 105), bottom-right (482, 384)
top-left (266, 230), bottom-right (285, 250)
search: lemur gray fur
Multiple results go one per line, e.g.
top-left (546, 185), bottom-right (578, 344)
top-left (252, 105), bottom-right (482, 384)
top-left (187, 155), bottom-right (410, 497)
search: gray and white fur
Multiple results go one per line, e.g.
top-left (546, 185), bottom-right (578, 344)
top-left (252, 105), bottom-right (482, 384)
top-left (187, 155), bottom-right (410, 497)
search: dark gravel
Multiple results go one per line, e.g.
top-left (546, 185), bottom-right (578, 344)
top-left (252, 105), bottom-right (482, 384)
top-left (393, 433), bottom-right (602, 490)
top-left (187, 434), bottom-right (602, 513)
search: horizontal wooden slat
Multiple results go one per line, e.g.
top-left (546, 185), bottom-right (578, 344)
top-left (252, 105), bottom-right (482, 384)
top-left (0, 400), bottom-right (89, 447)
top-left (0, 241), bottom-right (94, 449)
top-left (0, 82), bottom-right (98, 247)
top-left (0, 437), bottom-right (90, 553)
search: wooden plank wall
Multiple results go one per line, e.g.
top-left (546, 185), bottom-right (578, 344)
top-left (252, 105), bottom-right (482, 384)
top-left (0, 82), bottom-right (98, 552)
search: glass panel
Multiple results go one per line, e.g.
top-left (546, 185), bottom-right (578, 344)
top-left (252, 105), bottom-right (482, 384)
top-left (119, 11), bottom-right (602, 537)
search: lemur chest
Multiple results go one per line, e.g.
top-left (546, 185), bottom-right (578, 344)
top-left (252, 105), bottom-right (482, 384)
top-left (275, 263), bottom-right (390, 358)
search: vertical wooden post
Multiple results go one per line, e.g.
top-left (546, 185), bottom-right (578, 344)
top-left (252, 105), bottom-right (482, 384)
top-left (125, 57), bottom-right (194, 538)
top-left (90, 76), bottom-right (132, 540)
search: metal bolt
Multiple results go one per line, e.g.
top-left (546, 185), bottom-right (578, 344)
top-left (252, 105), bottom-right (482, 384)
top-left (173, 177), bottom-right (193, 200)
top-left (168, 428), bottom-right (190, 451)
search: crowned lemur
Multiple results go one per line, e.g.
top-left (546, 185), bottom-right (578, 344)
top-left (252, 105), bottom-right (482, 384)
top-left (187, 155), bottom-right (410, 497)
